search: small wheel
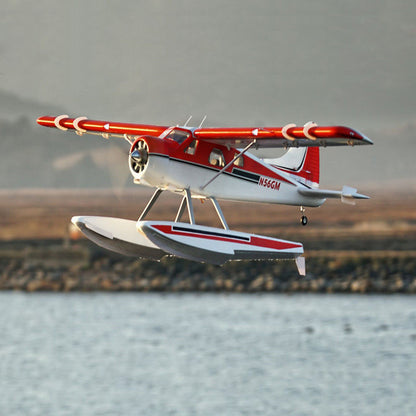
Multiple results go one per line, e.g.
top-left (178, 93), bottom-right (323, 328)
top-left (301, 215), bottom-right (308, 226)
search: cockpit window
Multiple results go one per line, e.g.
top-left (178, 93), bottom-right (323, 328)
top-left (209, 149), bottom-right (225, 167)
top-left (166, 128), bottom-right (191, 144)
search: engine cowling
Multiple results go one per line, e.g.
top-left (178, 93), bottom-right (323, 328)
top-left (128, 135), bottom-right (178, 188)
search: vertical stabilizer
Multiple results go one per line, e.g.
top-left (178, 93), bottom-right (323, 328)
top-left (267, 147), bottom-right (320, 188)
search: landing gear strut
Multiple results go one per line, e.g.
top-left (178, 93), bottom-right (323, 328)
top-left (138, 188), bottom-right (229, 230)
top-left (300, 206), bottom-right (308, 226)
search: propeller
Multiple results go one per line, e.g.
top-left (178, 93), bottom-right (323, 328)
top-left (129, 140), bottom-right (148, 173)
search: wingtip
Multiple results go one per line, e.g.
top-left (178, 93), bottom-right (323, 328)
top-left (348, 128), bottom-right (373, 145)
top-left (362, 134), bottom-right (374, 145)
top-left (36, 115), bottom-right (54, 127)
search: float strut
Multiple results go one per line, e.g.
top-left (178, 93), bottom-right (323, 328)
top-left (138, 188), bottom-right (163, 221)
top-left (209, 197), bottom-right (229, 230)
top-left (185, 188), bottom-right (195, 225)
top-left (175, 195), bottom-right (187, 222)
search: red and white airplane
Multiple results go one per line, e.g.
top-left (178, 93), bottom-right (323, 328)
top-left (37, 115), bottom-right (373, 275)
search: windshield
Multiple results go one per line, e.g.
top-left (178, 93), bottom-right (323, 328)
top-left (166, 128), bottom-right (191, 144)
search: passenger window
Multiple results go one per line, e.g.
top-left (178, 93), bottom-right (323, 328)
top-left (185, 140), bottom-right (197, 155)
top-left (209, 149), bottom-right (225, 167)
top-left (233, 153), bottom-right (244, 167)
top-left (166, 128), bottom-right (191, 144)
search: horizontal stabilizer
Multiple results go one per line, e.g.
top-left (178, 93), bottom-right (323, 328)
top-left (298, 185), bottom-right (369, 204)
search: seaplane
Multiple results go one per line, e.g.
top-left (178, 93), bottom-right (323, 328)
top-left (37, 115), bottom-right (373, 275)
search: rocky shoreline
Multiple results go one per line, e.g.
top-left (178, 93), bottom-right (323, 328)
top-left (1, 241), bottom-right (415, 294)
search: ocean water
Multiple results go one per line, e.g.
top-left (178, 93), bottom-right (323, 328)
top-left (0, 293), bottom-right (415, 416)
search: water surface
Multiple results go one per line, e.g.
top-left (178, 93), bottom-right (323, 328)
top-left (0, 293), bottom-right (415, 415)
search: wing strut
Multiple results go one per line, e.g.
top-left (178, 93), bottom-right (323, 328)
top-left (200, 140), bottom-right (257, 190)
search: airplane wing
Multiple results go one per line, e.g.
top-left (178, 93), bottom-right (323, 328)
top-left (37, 115), bottom-right (169, 142)
top-left (193, 123), bottom-right (373, 148)
top-left (38, 115), bottom-right (372, 148)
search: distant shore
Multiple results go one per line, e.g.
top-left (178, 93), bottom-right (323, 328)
top-left (1, 240), bottom-right (415, 294)
top-left (1, 190), bottom-right (415, 293)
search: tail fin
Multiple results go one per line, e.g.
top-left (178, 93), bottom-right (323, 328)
top-left (267, 147), bottom-right (320, 188)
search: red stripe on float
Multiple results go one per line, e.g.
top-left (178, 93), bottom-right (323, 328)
top-left (151, 225), bottom-right (302, 250)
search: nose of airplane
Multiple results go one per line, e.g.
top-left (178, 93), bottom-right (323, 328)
top-left (129, 139), bottom-right (149, 174)
top-left (131, 149), bottom-right (144, 163)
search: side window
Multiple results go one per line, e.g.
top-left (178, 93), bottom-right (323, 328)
top-left (209, 149), bottom-right (225, 167)
top-left (233, 153), bottom-right (244, 167)
top-left (185, 140), bottom-right (197, 155)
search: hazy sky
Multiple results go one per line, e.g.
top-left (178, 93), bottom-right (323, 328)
top-left (1, 0), bottom-right (415, 187)
top-left (1, 0), bottom-right (414, 126)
